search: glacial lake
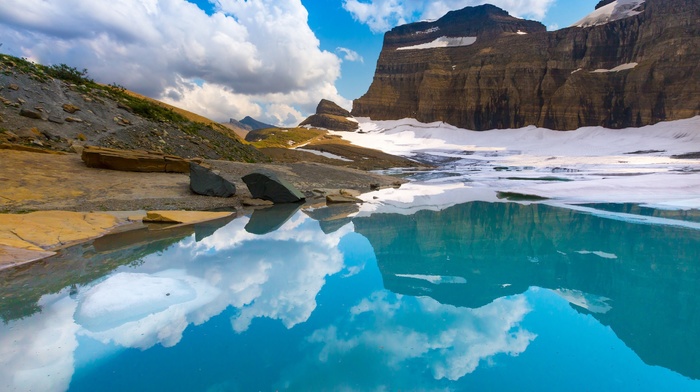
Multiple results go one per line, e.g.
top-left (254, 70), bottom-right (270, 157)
top-left (1, 201), bottom-right (700, 391)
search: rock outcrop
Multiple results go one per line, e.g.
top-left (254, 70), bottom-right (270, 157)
top-left (242, 171), bottom-right (305, 203)
top-left (352, 0), bottom-right (700, 130)
top-left (300, 99), bottom-right (359, 132)
top-left (81, 145), bottom-right (198, 173)
top-left (189, 162), bottom-right (236, 197)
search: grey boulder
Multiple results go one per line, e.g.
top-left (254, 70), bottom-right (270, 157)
top-left (242, 171), bottom-right (305, 203)
top-left (189, 162), bottom-right (236, 197)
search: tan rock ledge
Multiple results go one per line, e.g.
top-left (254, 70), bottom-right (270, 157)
top-left (0, 211), bottom-right (121, 269)
top-left (0, 210), bottom-right (234, 270)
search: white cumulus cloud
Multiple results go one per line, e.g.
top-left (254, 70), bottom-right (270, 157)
top-left (336, 47), bottom-right (365, 63)
top-left (343, 0), bottom-right (556, 33)
top-left (0, 0), bottom-right (347, 126)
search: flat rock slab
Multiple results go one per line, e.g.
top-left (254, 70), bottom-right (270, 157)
top-left (0, 211), bottom-right (120, 254)
top-left (143, 210), bottom-right (234, 225)
top-left (82, 145), bottom-right (198, 173)
top-left (0, 245), bottom-right (56, 270)
top-left (326, 194), bottom-right (363, 204)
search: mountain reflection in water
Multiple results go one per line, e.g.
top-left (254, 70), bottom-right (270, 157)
top-left (0, 201), bottom-right (698, 391)
top-left (354, 202), bottom-right (700, 380)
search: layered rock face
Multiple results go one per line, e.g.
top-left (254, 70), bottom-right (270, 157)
top-left (352, 1), bottom-right (700, 130)
top-left (299, 99), bottom-right (359, 132)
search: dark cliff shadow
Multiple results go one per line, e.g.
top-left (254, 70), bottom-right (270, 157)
top-left (353, 201), bottom-right (700, 380)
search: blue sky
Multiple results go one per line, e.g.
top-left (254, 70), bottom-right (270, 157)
top-left (0, 0), bottom-right (600, 125)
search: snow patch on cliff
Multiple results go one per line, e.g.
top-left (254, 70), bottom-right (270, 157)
top-left (592, 63), bottom-right (639, 73)
top-left (573, 0), bottom-right (646, 27)
top-left (397, 36), bottom-right (476, 51)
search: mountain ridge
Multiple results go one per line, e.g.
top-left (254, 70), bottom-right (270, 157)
top-left (352, 0), bottom-right (700, 131)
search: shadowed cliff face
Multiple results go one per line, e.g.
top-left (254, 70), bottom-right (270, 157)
top-left (352, 202), bottom-right (700, 380)
top-left (352, 0), bottom-right (700, 131)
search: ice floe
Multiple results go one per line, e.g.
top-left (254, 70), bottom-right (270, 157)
top-left (395, 274), bottom-right (468, 284)
top-left (332, 116), bottom-right (700, 215)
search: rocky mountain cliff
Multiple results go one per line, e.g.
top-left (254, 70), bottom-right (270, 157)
top-left (299, 99), bottom-right (359, 132)
top-left (352, 0), bottom-right (700, 130)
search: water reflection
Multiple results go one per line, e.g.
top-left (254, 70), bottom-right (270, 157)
top-left (353, 201), bottom-right (700, 380)
top-left (0, 201), bottom-right (698, 391)
top-left (307, 292), bottom-right (534, 381)
top-left (0, 213), bottom-right (349, 391)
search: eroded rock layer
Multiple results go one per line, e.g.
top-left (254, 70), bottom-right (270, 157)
top-left (352, 1), bottom-right (700, 130)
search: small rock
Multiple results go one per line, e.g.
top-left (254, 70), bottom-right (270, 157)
top-left (8, 84), bottom-right (19, 91)
top-left (65, 117), bottom-right (83, 123)
top-left (17, 98), bottom-right (25, 104)
top-left (4, 131), bottom-right (18, 141)
top-left (326, 194), bottom-right (363, 204)
top-left (48, 115), bottom-right (65, 124)
top-left (41, 130), bottom-right (61, 142)
top-left (242, 198), bottom-right (275, 207)
top-left (117, 102), bottom-right (133, 112)
top-left (369, 183), bottom-right (380, 190)
top-left (340, 189), bottom-right (361, 198)
top-left (62, 103), bottom-right (81, 113)
top-left (19, 108), bottom-right (43, 120)
top-left (70, 142), bottom-right (84, 155)
top-left (30, 139), bottom-right (44, 146)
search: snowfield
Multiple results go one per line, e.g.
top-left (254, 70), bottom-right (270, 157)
top-left (573, 0), bottom-right (646, 27)
top-left (397, 36), bottom-right (477, 50)
top-left (331, 116), bottom-right (700, 217)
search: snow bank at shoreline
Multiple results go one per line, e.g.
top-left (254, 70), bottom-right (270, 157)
top-left (332, 117), bottom-right (700, 216)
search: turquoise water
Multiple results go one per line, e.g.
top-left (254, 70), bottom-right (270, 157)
top-left (1, 202), bottom-right (699, 391)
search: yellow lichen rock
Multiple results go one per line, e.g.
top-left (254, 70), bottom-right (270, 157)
top-left (0, 211), bottom-right (120, 250)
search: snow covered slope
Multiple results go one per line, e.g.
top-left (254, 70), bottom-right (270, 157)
top-left (333, 117), bottom-right (700, 215)
top-left (573, 0), bottom-right (646, 27)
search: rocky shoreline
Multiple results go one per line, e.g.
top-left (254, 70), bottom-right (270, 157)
top-left (0, 148), bottom-right (407, 269)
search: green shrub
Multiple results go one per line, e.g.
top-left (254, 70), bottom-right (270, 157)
top-left (45, 63), bottom-right (93, 84)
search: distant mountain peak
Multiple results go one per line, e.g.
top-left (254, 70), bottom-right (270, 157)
top-left (384, 4), bottom-right (545, 49)
top-left (238, 116), bottom-right (274, 131)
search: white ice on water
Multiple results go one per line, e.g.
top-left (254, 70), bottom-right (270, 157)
top-left (331, 116), bottom-right (700, 218)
